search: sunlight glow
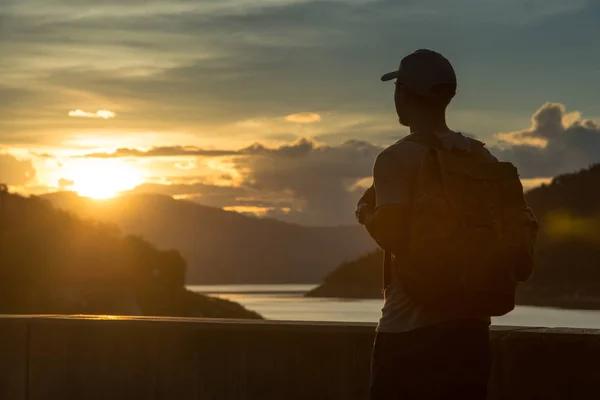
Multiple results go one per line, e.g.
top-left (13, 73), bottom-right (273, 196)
top-left (67, 159), bottom-right (143, 199)
top-left (545, 211), bottom-right (600, 242)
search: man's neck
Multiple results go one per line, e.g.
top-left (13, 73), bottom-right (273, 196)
top-left (410, 122), bottom-right (449, 134)
top-left (408, 113), bottom-right (449, 134)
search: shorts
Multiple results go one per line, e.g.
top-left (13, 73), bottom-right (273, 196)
top-left (369, 320), bottom-right (492, 400)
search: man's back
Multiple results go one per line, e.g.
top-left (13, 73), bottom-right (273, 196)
top-left (366, 49), bottom-right (499, 400)
top-left (373, 130), bottom-right (497, 333)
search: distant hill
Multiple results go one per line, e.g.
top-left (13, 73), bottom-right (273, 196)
top-left (0, 191), bottom-right (261, 319)
top-left (41, 192), bottom-right (375, 285)
top-left (307, 164), bottom-right (600, 310)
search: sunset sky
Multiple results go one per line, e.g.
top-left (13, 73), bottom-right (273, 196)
top-left (2, 0), bottom-right (600, 225)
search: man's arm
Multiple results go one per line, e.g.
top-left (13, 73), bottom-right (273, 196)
top-left (363, 204), bottom-right (409, 252)
top-left (358, 151), bottom-right (411, 253)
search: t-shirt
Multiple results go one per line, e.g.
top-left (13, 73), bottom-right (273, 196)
top-left (373, 131), bottom-right (496, 333)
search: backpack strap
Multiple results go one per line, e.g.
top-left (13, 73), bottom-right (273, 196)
top-left (464, 137), bottom-right (490, 161)
top-left (382, 250), bottom-right (392, 295)
top-left (404, 132), bottom-right (489, 160)
top-left (381, 133), bottom-right (443, 294)
top-left (402, 132), bottom-right (444, 150)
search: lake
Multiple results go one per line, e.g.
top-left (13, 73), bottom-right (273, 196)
top-left (188, 284), bottom-right (600, 329)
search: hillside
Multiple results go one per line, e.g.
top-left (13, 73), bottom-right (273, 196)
top-left (41, 192), bottom-right (375, 284)
top-left (307, 164), bottom-right (600, 310)
top-left (0, 191), bottom-right (261, 319)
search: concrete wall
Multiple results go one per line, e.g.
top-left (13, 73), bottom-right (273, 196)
top-left (0, 316), bottom-right (599, 400)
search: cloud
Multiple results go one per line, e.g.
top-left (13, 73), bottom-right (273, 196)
top-left (68, 109), bottom-right (116, 119)
top-left (58, 178), bottom-right (75, 188)
top-left (127, 104), bottom-right (600, 225)
top-left (174, 161), bottom-right (197, 170)
top-left (81, 146), bottom-right (239, 158)
top-left (222, 205), bottom-right (281, 217)
top-left (103, 103), bottom-right (600, 226)
top-left (4, 0), bottom-right (600, 225)
top-left (80, 139), bottom-right (330, 159)
top-left (3, 0), bottom-right (599, 146)
top-left (233, 138), bottom-right (382, 225)
top-left (242, 138), bottom-right (318, 157)
top-left (491, 103), bottom-right (600, 178)
top-left (122, 137), bottom-right (381, 225)
top-left (132, 181), bottom-right (245, 199)
top-left (30, 152), bottom-right (57, 159)
top-left (521, 177), bottom-right (553, 191)
top-left (0, 153), bottom-right (37, 186)
top-left (284, 112), bottom-right (322, 123)
top-left (129, 181), bottom-right (291, 210)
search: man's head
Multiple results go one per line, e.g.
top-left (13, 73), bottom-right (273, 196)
top-left (381, 49), bottom-right (457, 127)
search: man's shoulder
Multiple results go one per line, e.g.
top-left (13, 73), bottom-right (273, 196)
top-left (375, 132), bottom-right (497, 170)
top-left (377, 135), bottom-right (429, 164)
top-left (463, 136), bottom-right (498, 162)
top-left (374, 135), bottom-right (431, 176)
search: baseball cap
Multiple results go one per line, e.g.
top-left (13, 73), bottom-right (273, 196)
top-left (381, 49), bottom-right (457, 99)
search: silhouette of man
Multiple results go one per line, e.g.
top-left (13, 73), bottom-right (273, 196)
top-left (356, 49), bottom-right (495, 400)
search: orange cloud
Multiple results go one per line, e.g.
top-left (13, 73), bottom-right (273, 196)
top-left (58, 178), bottom-right (75, 188)
top-left (284, 112), bottom-right (321, 123)
top-left (68, 109), bottom-right (116, 119)
top-left (521, 177), bottom-right (552, 191)
top-left (0, 153), bottom-right (36, 186)
top-left (495, 132), bottom-right (548, 148)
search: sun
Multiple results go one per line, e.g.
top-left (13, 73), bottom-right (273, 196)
top-left (67, 159), bottom-right (143, 199)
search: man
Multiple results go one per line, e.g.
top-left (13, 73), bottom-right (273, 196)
top-left (356, 49), bottom-right (496, 399)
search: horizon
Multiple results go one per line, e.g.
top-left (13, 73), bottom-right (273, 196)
top-left (34, 167), bottom-right (568, 228)
top-left (2, 0), bottom-right (600, 226)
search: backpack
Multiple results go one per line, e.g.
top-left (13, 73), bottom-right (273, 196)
top-left (389, 132), bottom-right (539, 317)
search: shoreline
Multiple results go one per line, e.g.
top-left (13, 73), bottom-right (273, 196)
top-left (305, 287), bottom-right (600, 311)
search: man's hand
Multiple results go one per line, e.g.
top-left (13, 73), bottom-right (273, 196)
top-left (356, 202), bottom-right (375, 225)
top-left (356, 185), bottom-right (409, 253)
top-left (356, 185), bottom-right (376, 225)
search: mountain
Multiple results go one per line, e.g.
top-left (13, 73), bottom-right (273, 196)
top-left (0, 191), bottom-right (261, 319)
top-left (40, 192), bottom-right (376, 284)
top-left (307, 164), bottom-right (600, 310)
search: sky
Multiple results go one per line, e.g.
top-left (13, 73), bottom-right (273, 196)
top-left (2, 0), bottom-right (600, 225)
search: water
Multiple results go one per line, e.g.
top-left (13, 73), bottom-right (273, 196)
top-left (188, 284), bottom-right (600, 329)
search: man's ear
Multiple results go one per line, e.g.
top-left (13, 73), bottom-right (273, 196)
top-left (394, 84), bottom-right (405, 106)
